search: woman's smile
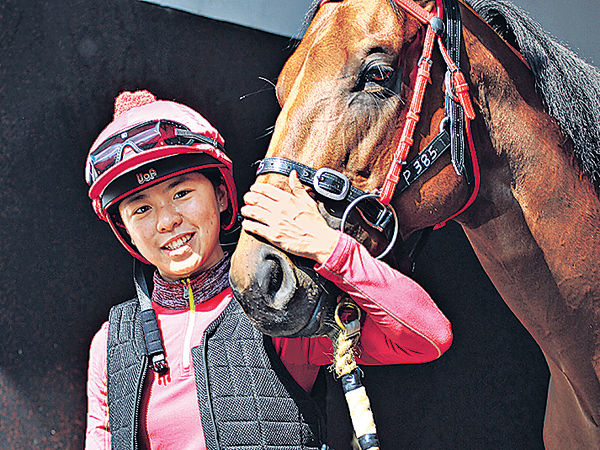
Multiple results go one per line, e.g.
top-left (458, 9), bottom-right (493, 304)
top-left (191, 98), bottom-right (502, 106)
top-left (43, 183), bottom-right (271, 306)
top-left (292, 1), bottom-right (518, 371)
top-left (162, 232), bottom-right (195, 254)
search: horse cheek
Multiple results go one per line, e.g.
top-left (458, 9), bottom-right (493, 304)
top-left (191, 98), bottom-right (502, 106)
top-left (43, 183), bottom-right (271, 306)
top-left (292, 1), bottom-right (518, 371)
top-left (395, 164), bottom-right (467, 234)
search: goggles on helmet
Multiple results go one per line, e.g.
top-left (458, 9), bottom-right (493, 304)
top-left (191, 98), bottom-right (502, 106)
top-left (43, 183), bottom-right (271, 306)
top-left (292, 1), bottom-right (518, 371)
top-left (86, 119), bottom-right (225, 185)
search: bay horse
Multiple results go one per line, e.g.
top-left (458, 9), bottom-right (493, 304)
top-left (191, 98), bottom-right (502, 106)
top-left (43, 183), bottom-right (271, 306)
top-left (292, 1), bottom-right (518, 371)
top-left (229, 0), bottom-right (600, 447)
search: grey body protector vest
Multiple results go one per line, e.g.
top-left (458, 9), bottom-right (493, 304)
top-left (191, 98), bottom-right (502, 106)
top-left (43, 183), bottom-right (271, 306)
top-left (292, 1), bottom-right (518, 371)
top-left (106, 296), bottom-right (327, 449)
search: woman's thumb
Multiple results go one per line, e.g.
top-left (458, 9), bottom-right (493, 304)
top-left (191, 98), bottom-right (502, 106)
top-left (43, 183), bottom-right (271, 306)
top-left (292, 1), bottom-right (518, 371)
top-left (289, 170), bottom-right (309, 197)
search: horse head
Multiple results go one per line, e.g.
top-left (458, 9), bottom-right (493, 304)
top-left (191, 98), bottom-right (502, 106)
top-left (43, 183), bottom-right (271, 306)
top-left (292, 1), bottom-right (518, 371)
top-left (230, 0), bottom-right (473, 337)
top-left (230, 0), bottom-right (600, 446)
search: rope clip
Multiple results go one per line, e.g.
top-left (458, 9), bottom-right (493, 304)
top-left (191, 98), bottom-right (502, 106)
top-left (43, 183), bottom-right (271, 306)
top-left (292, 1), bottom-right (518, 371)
top-left (334, 300), bottom-right (362, 339)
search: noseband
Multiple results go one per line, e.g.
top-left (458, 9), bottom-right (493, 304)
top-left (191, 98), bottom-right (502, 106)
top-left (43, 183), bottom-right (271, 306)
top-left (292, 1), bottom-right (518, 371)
top-left (256, 157), bottom-right (400, 258)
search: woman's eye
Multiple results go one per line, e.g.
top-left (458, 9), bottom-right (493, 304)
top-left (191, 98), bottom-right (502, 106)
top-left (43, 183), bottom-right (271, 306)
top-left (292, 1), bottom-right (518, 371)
top-left (133, 205), bottom-right (151, 215)
top-left (174, 189), bottom-right (191, 199)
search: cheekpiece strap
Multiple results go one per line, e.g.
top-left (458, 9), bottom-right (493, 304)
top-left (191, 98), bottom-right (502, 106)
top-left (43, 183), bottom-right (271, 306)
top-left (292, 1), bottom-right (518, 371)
top-left (394, 128), bottom-right (451, 194)
top-left (442, 0), bottom-right (471, 183)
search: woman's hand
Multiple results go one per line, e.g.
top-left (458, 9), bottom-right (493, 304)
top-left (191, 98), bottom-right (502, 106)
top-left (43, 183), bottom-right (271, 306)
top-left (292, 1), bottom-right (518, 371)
top-left (241, 171), bottom-right (340, 265)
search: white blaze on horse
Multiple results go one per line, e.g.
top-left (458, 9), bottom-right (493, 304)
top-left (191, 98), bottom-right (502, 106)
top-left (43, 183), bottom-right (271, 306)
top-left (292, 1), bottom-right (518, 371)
top-left (229, 0), bottom-right (600, 447)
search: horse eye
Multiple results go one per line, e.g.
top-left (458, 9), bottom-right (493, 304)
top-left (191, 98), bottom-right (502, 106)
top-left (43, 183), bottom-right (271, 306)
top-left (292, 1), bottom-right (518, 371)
top-left (364, 64), bottom-right (394, 85)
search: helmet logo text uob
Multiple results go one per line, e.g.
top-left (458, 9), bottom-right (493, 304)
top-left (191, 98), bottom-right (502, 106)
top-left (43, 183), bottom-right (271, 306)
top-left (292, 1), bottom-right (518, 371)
top-left (137, 168), bottom-right (157, 185)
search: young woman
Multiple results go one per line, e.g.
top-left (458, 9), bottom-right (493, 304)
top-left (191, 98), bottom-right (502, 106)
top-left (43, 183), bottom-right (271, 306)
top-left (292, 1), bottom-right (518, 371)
top-left (85, 90), bottom-right (452, 449)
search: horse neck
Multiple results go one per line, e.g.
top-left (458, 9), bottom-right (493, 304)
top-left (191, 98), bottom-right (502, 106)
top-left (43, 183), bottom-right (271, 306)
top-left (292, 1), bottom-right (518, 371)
top-left (455, 4), bottom-right (600, 384)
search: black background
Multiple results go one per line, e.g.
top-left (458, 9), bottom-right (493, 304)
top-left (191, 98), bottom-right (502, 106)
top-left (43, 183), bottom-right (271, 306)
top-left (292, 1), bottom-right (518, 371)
top-left (0, 0), bottom-right (550, 448)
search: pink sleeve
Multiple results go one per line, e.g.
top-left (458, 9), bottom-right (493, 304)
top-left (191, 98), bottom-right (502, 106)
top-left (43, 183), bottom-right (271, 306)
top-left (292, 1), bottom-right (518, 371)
top-left (85, 322), bottom-right (111, 450)
top-left (314, 232), bottom-right (452, 364)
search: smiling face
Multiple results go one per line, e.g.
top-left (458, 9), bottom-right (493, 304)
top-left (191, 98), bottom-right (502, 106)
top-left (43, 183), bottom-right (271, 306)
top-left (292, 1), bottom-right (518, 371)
top-left (118, 172), bottom-right (228, 281)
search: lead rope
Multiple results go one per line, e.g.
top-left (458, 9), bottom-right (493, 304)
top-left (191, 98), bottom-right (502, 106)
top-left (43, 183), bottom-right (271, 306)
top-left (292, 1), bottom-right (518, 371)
top-left (331, 299), bottom-right (380, 450)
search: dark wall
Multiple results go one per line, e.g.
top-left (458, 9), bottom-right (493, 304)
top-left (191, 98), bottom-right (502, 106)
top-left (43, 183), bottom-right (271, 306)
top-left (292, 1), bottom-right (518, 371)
top-left (0, 0), bottom-right (548, 448)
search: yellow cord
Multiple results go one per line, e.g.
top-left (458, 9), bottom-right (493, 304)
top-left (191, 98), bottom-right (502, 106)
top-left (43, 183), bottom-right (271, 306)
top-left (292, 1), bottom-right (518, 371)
top-left (331, 299), bottom-right (362, 377)
top-left (332, 299), bottom-right (380, 450)
top-left (184, 278), bottom-right (195, 312)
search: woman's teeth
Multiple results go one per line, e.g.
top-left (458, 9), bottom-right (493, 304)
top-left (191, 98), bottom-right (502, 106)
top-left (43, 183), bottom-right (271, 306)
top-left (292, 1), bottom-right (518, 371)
top-left (164, 234), bottom-right (192, 250)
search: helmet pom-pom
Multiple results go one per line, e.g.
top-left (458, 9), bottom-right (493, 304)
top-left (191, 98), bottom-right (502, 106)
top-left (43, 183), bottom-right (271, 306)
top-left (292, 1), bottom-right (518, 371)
top-left (113, 90), bottom-right (157, 119)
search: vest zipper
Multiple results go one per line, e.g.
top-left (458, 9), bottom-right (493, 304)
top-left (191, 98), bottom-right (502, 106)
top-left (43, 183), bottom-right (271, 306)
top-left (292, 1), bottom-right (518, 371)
top-left (195, 301), bottom-right (233, 450)
top-left (201, 336), bottom-right (220, 450)
top-left (182, 279), bottom-right (195, 372)
top-left (132, 352), bottom-right (148, 450)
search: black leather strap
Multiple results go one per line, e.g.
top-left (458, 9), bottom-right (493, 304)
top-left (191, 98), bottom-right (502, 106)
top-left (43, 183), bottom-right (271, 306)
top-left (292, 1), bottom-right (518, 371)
top-left (341, 368), bottom-right (363, 394)
top-left (357, 434), bottom-right (380, 450)
top-left (256, 128), bottom-right (449, 220)
top-left (442, 0), bottom-right (473, 184)
top-left (256, 157), bottom-right (368, 204)
top-left (395, 128), bottom-right (450, 194)
top-left (134, 260), bottom-right (168, 374)
top-left (256, 157), bottom-right (395, 231)
top-left (259, 156), bottom-right (398, 233)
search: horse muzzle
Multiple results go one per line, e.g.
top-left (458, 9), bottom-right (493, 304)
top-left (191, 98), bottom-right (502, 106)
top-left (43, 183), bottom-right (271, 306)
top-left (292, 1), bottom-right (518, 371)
top-left (229, 232), bottom-right (336, 337)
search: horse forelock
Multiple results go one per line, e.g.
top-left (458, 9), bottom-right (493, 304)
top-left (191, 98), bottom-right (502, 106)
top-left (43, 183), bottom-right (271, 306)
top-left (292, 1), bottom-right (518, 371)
top-left (466, 0), bottom-right (600, 192)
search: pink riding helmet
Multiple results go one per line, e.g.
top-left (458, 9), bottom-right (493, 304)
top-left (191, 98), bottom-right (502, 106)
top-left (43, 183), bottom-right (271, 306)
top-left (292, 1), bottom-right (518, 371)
top-left (85, 90), bottom-right (238, 263)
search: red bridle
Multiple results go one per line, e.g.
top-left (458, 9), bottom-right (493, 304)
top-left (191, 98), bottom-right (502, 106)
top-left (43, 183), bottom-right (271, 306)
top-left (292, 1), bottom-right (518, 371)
top-left (319, 0), bottom-right (480, 228)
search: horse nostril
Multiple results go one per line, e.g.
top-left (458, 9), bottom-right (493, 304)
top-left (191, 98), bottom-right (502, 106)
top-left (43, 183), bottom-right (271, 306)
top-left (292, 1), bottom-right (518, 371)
top-left (266, 258), bottom-right (283, 296)
top-left (256, 249), bottom-right (296, 310)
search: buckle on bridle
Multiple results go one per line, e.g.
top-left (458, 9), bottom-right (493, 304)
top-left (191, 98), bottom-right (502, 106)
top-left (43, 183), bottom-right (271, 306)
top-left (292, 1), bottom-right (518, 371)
top-left (369, 207), bottom-right (394, 231)
top-left (313, 167), bottom-right (350, 201)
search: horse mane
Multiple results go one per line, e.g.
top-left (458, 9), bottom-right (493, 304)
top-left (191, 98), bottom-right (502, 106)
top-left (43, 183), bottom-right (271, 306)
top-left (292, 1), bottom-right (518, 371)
top-left (466, 0), bottom-right (600, 189)
top-left (299, 1), bottom-right (324, 39)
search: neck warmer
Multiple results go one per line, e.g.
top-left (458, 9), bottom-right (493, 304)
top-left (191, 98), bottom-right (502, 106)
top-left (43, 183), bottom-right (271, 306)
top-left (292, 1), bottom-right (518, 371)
top-left (151, 253), bottom-right (230, 309)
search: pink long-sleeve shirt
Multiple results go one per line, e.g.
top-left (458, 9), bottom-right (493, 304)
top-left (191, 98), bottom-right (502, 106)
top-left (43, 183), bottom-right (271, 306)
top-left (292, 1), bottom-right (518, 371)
top-left (86, 233), bottom-right (452, 449)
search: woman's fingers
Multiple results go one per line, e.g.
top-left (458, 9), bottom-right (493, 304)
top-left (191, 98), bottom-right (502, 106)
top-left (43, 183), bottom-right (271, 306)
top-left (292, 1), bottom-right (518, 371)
top-left (240, 215), bottom-right (273, 239)
top-left (288, 170), bottom-right (309, 197)
top-left (241, 172), bottom-right (339, 263)
top-left (248, 181), bottom-right (291, 201)
top-left (240, 204), bottom-right (266, 225)
top-left (242, 191), bottom-right (272, 211)
top-left (242, 188), bottom-right (291, 225)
